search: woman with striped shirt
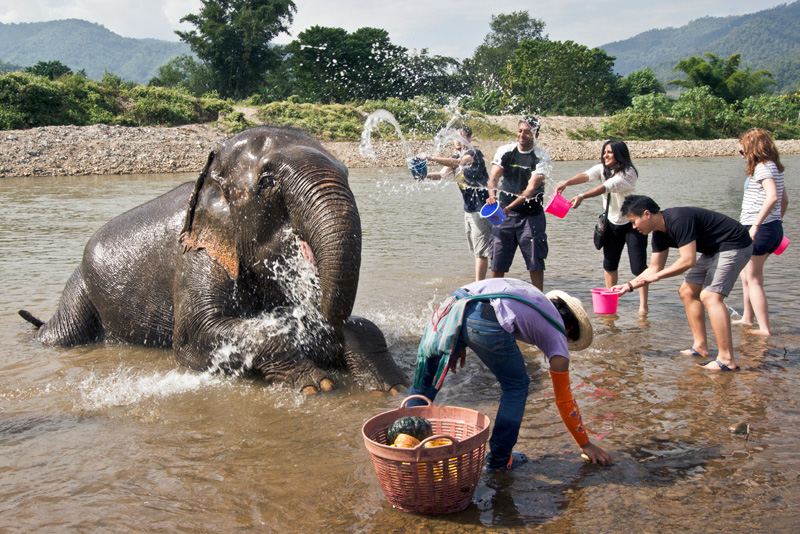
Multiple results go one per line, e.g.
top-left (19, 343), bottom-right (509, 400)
top-left (734, 128), bottom-right (789, 336)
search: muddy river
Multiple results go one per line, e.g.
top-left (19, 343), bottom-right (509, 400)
top-left (1, 156), bottom-right (798, 532)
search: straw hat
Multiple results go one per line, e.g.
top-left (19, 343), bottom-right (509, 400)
top-left (546, 290), bottom-right (593, 351)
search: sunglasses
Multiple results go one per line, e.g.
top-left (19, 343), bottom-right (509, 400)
top-left (739, 150), bottom-right (745, 156)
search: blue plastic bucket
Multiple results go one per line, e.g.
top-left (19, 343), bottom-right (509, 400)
top-left (406, 157), bottom-right (427, 180)
top-left (480, 202), bottom-right (506, 226)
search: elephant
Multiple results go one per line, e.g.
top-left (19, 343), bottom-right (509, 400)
top-left (19, 126), bottom-right (408, 394)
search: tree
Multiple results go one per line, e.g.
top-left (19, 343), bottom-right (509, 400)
top-left (466, 11), bottom-right (547, 89)
top-left (669, 52), bottom-right (777, 103)
top-left (287, 26), bottom-right (407, 103)
top-left (622, 68), bottom-right (664, 97)
top-left (394, 49), bottom-right (468, 101)
top-left (616, 67), bottom-right (665, 108)
top-left (176, 0), bottom-right (296, 99)
top-left (149, 55), bottom-right (215, 96)
top-left (23, 60), bottom-right (73, 80)
top-left (503, 40), bottom-right (621, 115)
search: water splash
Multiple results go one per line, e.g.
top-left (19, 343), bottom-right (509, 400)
top-left (78, 368), bottom-right (225, 409)
top-left (359, 106), bottom-right (545, 206)
top-left (359, 109), bottom-right (413, 161)
top-left (206, 231), bottom-right (333, 377)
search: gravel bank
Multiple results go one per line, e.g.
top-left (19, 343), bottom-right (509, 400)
top-left (2, 117), bottom-right (799, 178)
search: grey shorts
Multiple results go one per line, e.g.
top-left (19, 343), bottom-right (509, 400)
top-left (464, 211), bottom-right (493, 258)
top-left (684, 245), bottom-right (753, 296)
top-left (489, 211), bottom-right (548, 272)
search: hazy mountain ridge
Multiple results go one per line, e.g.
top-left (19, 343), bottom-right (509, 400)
top-left (0, 19), bottom-right (190, 84)
top-left (601, 1), bottom-right (800, 92)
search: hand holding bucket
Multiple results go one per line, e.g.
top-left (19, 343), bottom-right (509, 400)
top-left (480, 202), bottom-right (506, 226)
top-left (544, 192), bottom-right (571, 218)
top-left (407, 156), bottom-right (427, 180)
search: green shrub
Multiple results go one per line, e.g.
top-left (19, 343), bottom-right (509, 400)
top-left (602, 111), bottom-right (688, 140)
top-left (121, 86), bottom-right (229, 126)
top-left (460, 88), bottom-right (510, 115)
top-left (465, 117), bottom-right (514, 141)
top-left (671, 87), bottom-right (743, 138)
top-left (217, 110), bottom-right (256, 134)
top-left (567, 128), bottom-right (605, 141)
top-left (737, 94), bottom-right (800, 138)
top-left (0, 72), bottom-right (230, 129)
top-left (0, 72), bottom-right (120, 129)
top-left (256, 101), bottom-right (366, 140)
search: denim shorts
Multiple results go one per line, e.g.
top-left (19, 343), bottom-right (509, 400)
top-left (744, 219), bottom-right (783, 256)
top-left (489, 211), bottom-right (548, 272)
top-left (684, 245), bottom-right (753, 296)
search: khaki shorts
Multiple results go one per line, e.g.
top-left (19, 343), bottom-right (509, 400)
top-left (465, 211), bottom-right (493, 258)
top-left (684, 245), bottom-right (753, 296)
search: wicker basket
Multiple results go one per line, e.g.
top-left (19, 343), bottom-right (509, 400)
top-left (362, 395), bottom-right (491, 514)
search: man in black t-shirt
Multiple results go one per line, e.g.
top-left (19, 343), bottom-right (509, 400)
top-left (615, 195), bottom-right (753, 371)
top-left (485, 116), bottom-right (551, 290)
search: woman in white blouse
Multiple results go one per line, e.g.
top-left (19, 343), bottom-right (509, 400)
top-left (734, 128), bottom-right (789, 336)
top-left (557, 140), bottom-right (649, 314)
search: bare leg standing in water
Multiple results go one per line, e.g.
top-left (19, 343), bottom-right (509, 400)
top-left (734, 254), bottom-right (771, 335)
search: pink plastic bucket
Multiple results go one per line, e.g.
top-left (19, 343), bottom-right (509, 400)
top-left (774, 236), bottom-right (789, 256)
top-left (480, 202), bottom-right (506, 226)
top-left (591, 288), bottom-right (619, 314)
top-left (544, 193), bottom-right (571, 218)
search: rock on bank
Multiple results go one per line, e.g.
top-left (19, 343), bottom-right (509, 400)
top-left (2, 120), bottom-right (799, 178)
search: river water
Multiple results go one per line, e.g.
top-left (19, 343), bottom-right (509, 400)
top-left (1, 156), bottom-right (798, 533)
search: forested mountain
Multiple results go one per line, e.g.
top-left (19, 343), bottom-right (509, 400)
top-left (601, 1), bottom-right (800, 93)
top-left (0, 19), bottom-right (190, 84)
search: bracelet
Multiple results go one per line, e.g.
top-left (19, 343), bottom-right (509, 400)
top-left (579, 193), bottom-right (585, 200)
top-left (626, 282), bottom-right (633, 291)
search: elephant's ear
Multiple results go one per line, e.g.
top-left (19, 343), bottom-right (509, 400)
top-left (179, 150), bottom-right (214, 242)
top-left (179, 151), bottom-right (240, 279)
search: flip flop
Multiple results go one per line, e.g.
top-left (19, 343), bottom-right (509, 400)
top-left (680, 348), bottom-right (704, 357)
top-left (698, 359), bottom-right (738, 371)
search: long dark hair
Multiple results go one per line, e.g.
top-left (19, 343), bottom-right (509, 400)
top-left (601, 139), bottom-right (637, 179)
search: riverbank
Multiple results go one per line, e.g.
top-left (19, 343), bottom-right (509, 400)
top-left (2, 117), bottom-right (800, 177)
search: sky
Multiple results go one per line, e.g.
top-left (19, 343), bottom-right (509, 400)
top-left (0, 0), bottom-right (790, 59)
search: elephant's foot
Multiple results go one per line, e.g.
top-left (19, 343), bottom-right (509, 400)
top-left (367, 383), bottom-right (406, 397)
top-left (388, 383), bottom-right (406, 395)
top-left (300, 378), bottom-right (336, 395)
top-left (341, 317), bottom-right (410, 393)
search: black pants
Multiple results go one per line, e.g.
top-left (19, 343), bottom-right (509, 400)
top-left (602, 221), bottom-right (647, 275)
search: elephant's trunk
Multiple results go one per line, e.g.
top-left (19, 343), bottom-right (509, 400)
top-left (285, 153), bottom-right (361, 326)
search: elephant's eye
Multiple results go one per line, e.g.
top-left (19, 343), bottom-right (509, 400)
top-left (257, 172), bottom-right (276, 193)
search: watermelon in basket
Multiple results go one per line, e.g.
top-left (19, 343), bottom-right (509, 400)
top-left (361, 395), bottom-right (491, 515)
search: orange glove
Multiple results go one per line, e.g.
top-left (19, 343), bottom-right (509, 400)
top-left (549, 369), bottom-right (590, 447)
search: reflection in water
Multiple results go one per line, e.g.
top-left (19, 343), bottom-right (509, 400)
top-left (1, 157), bottom-right (799, 532)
